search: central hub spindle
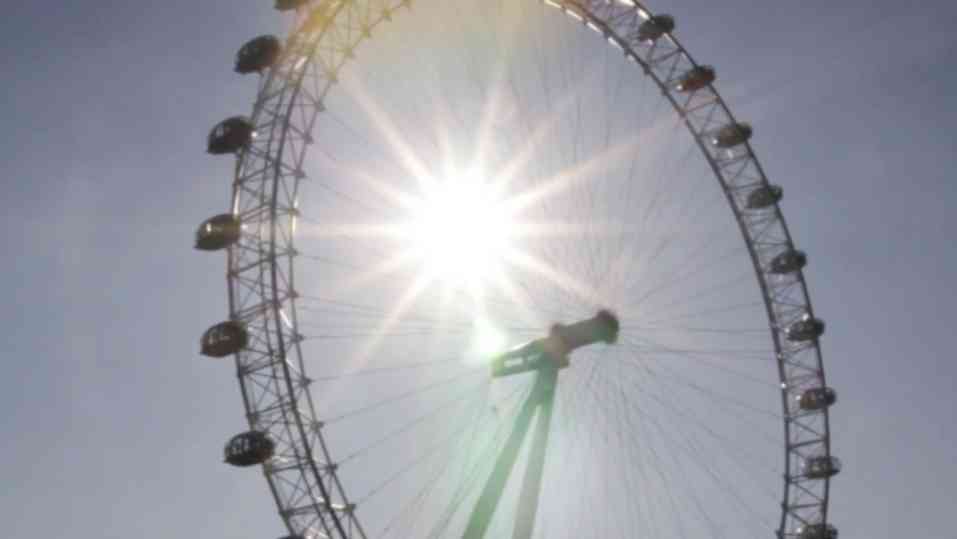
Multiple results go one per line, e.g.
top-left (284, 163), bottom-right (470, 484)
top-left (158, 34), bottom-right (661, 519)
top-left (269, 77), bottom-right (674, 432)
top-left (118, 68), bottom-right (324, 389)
top-left (490, 309), bottom-right (619, 378)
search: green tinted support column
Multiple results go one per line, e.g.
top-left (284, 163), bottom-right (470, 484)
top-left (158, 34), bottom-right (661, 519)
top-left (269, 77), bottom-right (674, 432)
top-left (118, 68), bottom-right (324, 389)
top-left (462, 367), bottom-right (558, 539)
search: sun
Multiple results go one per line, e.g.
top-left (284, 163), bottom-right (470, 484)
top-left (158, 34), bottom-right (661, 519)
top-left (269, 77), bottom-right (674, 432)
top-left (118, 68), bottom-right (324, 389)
top-left (404, 168), bottom-right (514, 293)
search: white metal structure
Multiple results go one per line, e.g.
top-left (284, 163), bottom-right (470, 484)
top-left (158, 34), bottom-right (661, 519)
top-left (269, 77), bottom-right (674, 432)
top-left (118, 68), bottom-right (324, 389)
top-left (198, 1), bottom-right (839, 537)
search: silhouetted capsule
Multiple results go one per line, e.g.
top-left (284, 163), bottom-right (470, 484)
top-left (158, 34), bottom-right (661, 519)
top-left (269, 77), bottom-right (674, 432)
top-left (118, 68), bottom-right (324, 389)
top-left (745, 184), bottom-right (783, 209)
top-left (275, 0), bottom-right (309, 11)
top-left (236, 35), bottom-right (281, 74)
top-left (637, 14), bottom-right (674, 42)
top-left (786, 314), bottom-right (825, 342)
top-left (201, 321), bottom-right (248, 358)
top-left (711, 122), bottom-right (753, 148)
top-left (803, 456), bottom-right (841, 479)
top-left (769, 249), bottom-right (807, 274)
top-left (195, 214), bottom-right (241, 251)
top-left (796, 523), bottom-right (838, 539)
top-left (675, 65), bottom-right (715, 92)
top-left (798, 387), bottom-right (837, 411)
top-left (224, 430), bottom-right (274, 467)
top-left (208, 116), bottom-right (255, 155)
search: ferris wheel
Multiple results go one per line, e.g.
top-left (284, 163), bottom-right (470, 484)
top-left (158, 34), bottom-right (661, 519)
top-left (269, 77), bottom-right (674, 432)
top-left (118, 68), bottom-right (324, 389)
top-left (195, 1), bottom-right (840, 538)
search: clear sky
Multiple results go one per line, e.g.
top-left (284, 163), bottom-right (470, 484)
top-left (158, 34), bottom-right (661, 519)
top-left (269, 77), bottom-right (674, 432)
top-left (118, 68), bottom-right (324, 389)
top-left (1, 1), bottom-right (955, 538)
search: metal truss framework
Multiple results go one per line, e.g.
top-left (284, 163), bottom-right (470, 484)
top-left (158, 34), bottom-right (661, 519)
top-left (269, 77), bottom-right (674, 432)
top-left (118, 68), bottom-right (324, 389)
top-left (223, 1), bottom-right (834, 537)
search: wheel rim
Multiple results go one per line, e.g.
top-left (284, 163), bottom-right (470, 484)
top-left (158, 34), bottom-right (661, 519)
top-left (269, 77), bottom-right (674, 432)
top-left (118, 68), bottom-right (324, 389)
top-left (220, 1), bottom-right (835, 537)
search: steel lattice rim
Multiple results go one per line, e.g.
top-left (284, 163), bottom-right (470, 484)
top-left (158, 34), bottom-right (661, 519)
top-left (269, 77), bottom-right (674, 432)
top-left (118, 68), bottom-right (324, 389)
top-left (219, 1), bottom-right (835, 537)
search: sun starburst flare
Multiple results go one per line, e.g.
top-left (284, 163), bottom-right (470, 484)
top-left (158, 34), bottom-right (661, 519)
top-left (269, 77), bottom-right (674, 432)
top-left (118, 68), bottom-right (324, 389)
top-left (295, 67), bottom-right (635, 372)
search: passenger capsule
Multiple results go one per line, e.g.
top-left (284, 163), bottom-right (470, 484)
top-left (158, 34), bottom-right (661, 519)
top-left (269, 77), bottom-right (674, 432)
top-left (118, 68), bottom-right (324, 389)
top-left (195, 214), bottom-right (241, 251)
top-left (224, 430), bottom-right (275, 467)
top-left (745, 184), bottom-right (783, 209)
top-left (275, 0), bottom-right (309, 11)
top-left (798, 387), bottom-right (837, 411)
top-left (207, 116), bottom-right (255, 155)
top-left (786, 314), bottom-right (825, 342)
top-left (637, 14), bottom-right (675, 42)
top-left (769, 249), bottom-right (807, 274)
top-left (796, 523), bottom-right (838, 539)
top-left (675, 65), bottom-right (715, 92)
top-left (803, 455), bottom-right (841, 479)
top-left (711, 122), bottom-right (753, 148)
top-left (201, 321), bottom-right (248, 358)
top-left (236, 35), bottom-right (281, 74)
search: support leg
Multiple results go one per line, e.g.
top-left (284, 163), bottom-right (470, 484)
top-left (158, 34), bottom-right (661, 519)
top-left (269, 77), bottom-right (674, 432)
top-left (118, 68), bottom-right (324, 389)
top-left (462, 368), bottom-right (558, 539)
top-left (512, 368), bottom-right (557, 539)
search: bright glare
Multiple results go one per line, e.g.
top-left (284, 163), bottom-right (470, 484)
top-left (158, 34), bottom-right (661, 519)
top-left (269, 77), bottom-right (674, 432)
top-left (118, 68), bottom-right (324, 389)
top-left (406, 169), bottom-right (514, 292)
top-left (471, 318), bottom-right (507, 359)
top-left (458, 318), bottom-right (508, 366)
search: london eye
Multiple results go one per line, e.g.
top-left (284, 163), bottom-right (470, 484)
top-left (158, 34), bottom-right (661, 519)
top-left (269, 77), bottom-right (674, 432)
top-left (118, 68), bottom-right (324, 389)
top-left (196, 1), bottom-right (839, 538)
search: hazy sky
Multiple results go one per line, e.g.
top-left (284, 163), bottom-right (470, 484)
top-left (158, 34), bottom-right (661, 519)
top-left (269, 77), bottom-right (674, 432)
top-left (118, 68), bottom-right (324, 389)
top-left (1, 1), bottom-right (955, 538)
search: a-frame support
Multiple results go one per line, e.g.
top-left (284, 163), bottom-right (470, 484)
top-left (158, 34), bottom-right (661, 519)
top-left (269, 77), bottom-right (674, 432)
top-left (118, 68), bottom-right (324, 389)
top-left (458, 310), bottom-right (619, 539)
top-left (462, 366), bottom-right (558, 539)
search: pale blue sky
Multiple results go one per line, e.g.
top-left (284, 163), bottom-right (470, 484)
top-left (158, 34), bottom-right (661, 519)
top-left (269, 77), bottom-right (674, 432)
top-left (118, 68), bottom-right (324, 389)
top-left (1, 1), bottom-right (955, 538)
